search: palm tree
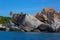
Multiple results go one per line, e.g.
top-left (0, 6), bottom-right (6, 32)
top-left (10, 11), bottom-right (13, 16)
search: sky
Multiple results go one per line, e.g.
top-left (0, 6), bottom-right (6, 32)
top-left (0, 0), bottom-right (60, 16)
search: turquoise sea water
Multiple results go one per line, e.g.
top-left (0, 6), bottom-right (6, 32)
top-left (0, 31), bottom-right (60, 40)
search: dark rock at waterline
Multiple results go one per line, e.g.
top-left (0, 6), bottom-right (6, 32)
top-left (38, 24), bottom-right (54, 32)
top-left (0, 28), bottom-right (6, 31)
top-left (31, 28), bottom-right (40, 32)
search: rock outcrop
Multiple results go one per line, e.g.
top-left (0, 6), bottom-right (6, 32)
top-left (6, 8), bottom-right (60, 32)
top-left (35, 8), bottom-right (60, 32)
top-left (7, 14), bottom-right (44, 32)
top-left (35, 13), bottom-right (48, 23)
top-left (38, 24), bottom-right (53, 32)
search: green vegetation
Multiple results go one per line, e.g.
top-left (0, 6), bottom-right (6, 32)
top-left (0, 11), bottom-right (24, 26)
top-left (0, 16), bottom-right (12, 26)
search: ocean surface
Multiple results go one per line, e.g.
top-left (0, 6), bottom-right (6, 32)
top-left (0, 31), bottom-right (60, 40)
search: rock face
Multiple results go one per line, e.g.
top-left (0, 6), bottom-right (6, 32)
top-left (38, 24), bottom-right (53, 32)
top-left (35, 8), bottom-right (60, 32)
top-left (42, 8), bottom-right (55, 24)
top-left (35, 13), bottom-right (45, 22)
top-left (35, 13), bottom-right (48, 23)
top-left (6, 20), bottom-right (20, 31)
top-left (7, 14), bottom-right (44, 32)
top-left (20, 14), bottom-right (43, 31)
top-left (7, 8), bottom-right (60, 32)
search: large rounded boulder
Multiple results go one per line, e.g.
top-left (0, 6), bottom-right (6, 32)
top-left (38, 24), bottom-right (53, 32)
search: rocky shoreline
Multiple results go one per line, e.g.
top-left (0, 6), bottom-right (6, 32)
top-left (0, 8), bottom-right (60, 32)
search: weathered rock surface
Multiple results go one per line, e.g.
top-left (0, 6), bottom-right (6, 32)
top-left (21, 14), bottom-right (44, 31)
top-left (35, 13), bottom-right (48, 23)
top-left (6, 8), bottom-right (60, 32)
top-left (6, 20), bottom-right (20, 31)
top-left (38, 24), bottom-right (53, 32)
top-left (35, 8), bottom-right (60, 32)
top-left (7, 14), bottom-right (44, 32)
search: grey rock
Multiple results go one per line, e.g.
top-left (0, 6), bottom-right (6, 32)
top-left (7, 14), bottom-right (44, 32)
top-left (18, 14), bottom-right (44, 31)
top-left (41, 8), bottom-right (60, 32)
top-left (38, 24), bottom-right (53, 32)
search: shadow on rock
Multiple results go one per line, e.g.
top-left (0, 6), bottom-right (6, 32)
top-left (38, 24), bottom-right (54, 32)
